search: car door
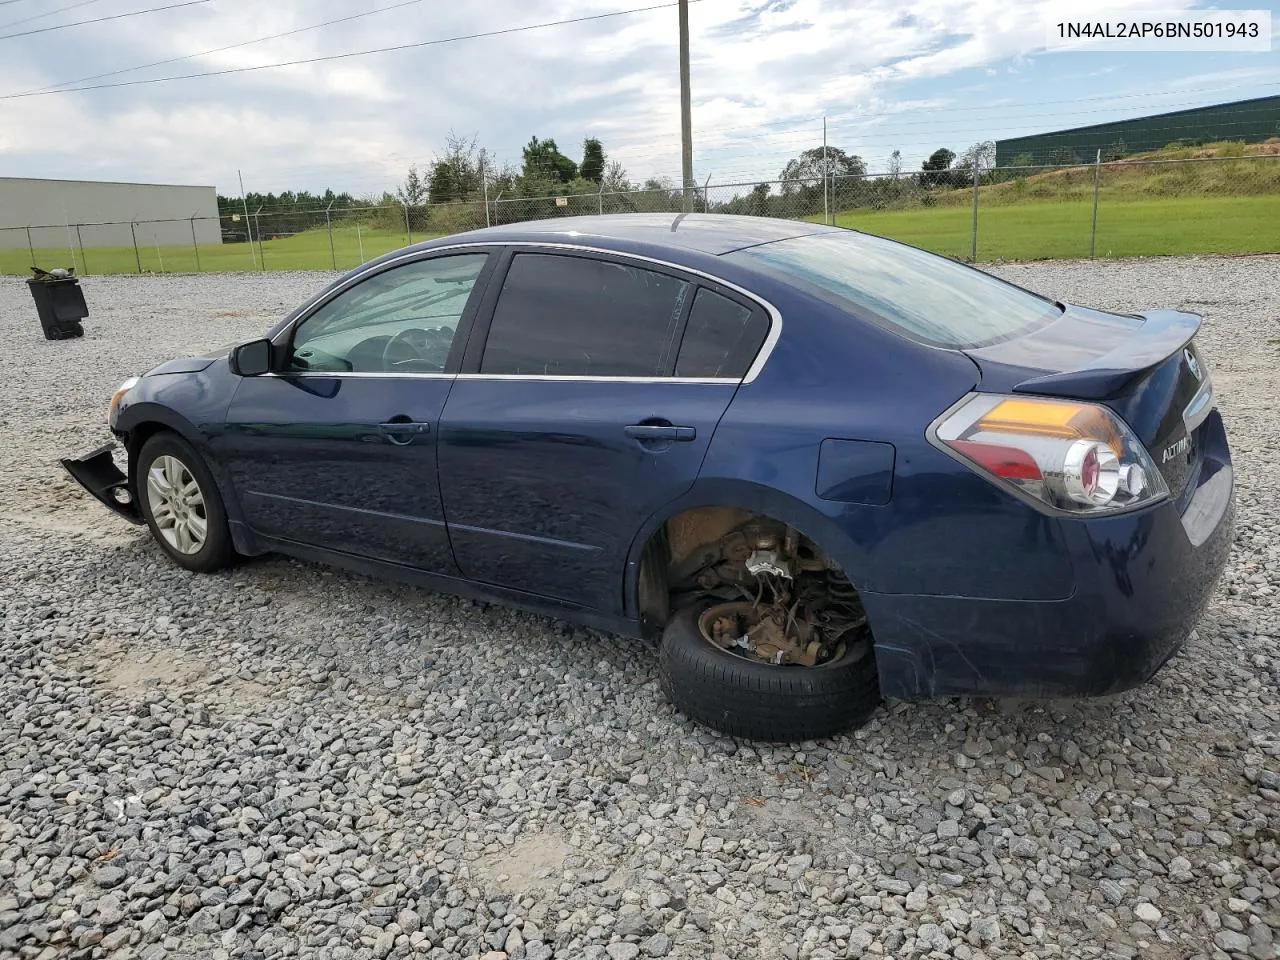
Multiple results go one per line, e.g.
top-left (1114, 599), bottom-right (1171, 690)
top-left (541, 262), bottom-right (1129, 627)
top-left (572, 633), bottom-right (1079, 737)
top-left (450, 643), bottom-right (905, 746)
top-left (437, 249), bottom-right (772, 613)
top-left (217, 250), bottom-right (496, 572)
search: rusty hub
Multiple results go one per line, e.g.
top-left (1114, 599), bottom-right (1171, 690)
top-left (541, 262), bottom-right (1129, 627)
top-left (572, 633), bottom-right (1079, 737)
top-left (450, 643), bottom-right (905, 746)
top-left (698, 600), bottom-right (846, 668)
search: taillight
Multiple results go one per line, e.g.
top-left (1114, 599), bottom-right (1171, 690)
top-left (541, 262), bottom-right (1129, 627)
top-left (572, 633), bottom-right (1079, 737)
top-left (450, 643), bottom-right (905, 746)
top-left (932, 394), bottom-right (1167, 515)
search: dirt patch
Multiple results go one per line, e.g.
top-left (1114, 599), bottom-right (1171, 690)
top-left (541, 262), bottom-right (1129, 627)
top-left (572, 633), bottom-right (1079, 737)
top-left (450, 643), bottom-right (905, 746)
top-left (0, 506), bottom-right (137, 546)
top-left (91, 642), bottom-right (273, 708)
top-left (471, 831), bottom-right (575, 895)
top-left (98, 648), bottom-right (208, 697)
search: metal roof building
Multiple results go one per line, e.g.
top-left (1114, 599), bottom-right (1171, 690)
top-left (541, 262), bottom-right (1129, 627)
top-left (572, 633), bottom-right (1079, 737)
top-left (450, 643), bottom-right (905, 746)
top-left (995, 95), bottom-right (1280, 166)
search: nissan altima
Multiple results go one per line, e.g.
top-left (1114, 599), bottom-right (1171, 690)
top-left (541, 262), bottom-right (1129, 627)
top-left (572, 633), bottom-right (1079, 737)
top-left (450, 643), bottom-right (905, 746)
top-left (63, 214), bottom-right (1234, 741)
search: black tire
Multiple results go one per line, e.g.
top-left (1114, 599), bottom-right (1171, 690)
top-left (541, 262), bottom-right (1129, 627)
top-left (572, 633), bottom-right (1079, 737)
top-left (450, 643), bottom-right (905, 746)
top-left (658, 603), bottom-right (881, 742)
top-left (135, 431), bottom-right (235, 573)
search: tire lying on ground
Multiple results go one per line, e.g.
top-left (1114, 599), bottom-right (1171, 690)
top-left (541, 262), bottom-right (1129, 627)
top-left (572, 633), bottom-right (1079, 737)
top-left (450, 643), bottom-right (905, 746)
top-left (658, 602), bottom-right (881, 742)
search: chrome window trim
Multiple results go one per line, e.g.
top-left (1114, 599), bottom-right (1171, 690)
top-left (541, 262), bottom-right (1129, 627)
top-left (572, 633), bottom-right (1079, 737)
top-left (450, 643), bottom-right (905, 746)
top-left (262, 371), bottom-right (454, 380)
top-left (261, 371), bottom-right (738, 385)
top-left (270, 241), bottom-right (783, 384)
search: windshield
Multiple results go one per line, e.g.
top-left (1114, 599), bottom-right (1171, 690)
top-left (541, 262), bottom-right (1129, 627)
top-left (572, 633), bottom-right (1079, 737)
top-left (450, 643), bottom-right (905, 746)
top-left (727, 231), bottom-right (1061, 348)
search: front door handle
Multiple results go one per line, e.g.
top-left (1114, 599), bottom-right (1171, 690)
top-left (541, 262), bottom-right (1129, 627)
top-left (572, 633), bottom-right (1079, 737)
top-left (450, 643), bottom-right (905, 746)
top-left (624, 423), bottom-right (696, 442)
top-left (379, 419), bottom-right (431, 445)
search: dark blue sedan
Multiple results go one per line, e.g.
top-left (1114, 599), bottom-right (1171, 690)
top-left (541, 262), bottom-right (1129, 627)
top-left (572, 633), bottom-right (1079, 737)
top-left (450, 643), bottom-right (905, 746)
top-left (64, 214), bottom-right (1234, 741)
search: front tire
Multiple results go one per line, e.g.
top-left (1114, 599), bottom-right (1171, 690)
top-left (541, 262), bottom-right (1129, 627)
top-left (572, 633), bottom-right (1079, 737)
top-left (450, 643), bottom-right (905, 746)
top-left (658, 603), bottom-right (880, 741)
top-left (136, 432), bottom-right (234, 573)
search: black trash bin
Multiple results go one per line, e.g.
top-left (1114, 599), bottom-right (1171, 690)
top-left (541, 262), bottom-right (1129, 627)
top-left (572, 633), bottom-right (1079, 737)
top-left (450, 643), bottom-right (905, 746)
top-left (28, 267), bottom-right (88, 340)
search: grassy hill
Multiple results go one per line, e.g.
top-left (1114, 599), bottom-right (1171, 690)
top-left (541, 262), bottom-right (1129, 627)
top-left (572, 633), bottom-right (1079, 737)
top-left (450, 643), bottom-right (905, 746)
top-left (929, 139), bottom-right (1280, 208)
top-left (834, 140), bottom-right (1280, 260)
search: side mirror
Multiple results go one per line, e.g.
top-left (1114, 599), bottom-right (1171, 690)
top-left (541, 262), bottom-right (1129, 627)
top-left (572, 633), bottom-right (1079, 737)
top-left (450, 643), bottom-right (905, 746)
top-left (230, 338), bottom-right (273, 377)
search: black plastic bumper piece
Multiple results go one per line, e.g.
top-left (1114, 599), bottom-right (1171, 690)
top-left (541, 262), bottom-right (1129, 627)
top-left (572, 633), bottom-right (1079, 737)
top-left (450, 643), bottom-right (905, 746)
top-left (61, 443), bottom-right (144, 524)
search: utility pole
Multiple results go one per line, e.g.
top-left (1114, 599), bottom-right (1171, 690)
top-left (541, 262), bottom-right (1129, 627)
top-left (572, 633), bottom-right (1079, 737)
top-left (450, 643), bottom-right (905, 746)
top-left (238, 169), bottom-right (257, 270)
top-left (678, 0), bottom-right (694, 212)
top-left (823, 116), bottom-right (829, 225)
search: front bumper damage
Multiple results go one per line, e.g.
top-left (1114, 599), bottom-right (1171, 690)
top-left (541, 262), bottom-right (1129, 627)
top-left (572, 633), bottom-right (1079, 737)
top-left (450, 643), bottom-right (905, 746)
top-left (61, 443), bottom-right (144, 524)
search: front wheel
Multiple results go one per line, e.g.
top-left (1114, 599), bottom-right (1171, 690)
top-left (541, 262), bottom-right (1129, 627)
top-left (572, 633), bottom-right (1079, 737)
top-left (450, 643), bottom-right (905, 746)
top-left (136, 432), bottom-right (234, 573)
top-left (658, 603), bottom-right (881, 742)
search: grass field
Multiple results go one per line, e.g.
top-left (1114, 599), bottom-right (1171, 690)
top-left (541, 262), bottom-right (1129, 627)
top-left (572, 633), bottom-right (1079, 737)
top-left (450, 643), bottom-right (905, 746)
top-left (0, 224), bottom-right (442, 277)
top-left (839, 195), bottom-right (1280, 261)
top-left (3, 195), bottom-right (1278, 276)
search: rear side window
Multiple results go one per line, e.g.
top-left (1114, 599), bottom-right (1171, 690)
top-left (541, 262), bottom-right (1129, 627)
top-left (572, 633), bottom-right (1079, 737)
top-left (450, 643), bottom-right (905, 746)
top-left (675, 288), bottom-right (770, 378)
top-left (727, 231), bottom-right (1061, 348)
top-left (481, 253), bottom-right (689, 376)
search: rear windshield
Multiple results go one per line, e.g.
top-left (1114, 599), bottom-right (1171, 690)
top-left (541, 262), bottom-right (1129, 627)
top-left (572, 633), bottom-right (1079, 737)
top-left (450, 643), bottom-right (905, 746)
top-left (727, 231), bottom-right (1061, 348)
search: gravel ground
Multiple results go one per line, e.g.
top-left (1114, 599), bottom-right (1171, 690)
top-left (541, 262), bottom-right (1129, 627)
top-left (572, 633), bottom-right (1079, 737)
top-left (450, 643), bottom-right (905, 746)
top-left (1, 257), bottom-right (1277, 960)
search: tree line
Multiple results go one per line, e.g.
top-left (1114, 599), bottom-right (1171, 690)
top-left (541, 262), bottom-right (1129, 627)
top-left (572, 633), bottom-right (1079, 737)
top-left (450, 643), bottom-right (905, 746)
top-left (213, 131), bottom-right (1132, 241)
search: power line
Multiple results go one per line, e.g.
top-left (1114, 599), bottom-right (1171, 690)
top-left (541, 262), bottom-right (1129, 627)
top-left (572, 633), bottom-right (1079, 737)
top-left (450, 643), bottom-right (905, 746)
top-left (0, 0), bottom-right (706, 100)
top-left (0, 0), bottom-right (208, 41)
top-left (31, 0), bottom-right (433, 93)
top-left (0, 0), bottom-right (103, 30)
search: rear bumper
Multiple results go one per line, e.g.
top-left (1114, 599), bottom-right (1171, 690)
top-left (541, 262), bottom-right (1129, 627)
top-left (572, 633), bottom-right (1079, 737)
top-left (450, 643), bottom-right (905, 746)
top-left (867, 414), bottom-right (1234, 700)
top-left (61, 443), bottom-right (144, 524)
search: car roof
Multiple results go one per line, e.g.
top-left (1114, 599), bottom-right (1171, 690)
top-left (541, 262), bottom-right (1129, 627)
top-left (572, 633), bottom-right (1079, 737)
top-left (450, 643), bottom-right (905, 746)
top-left (419, 213), bottom-right (842, 257)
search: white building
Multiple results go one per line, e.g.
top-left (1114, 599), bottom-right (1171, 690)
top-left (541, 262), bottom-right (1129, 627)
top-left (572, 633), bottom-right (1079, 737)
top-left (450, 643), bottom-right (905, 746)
top-left (0, 177), bottom-right (221, 250)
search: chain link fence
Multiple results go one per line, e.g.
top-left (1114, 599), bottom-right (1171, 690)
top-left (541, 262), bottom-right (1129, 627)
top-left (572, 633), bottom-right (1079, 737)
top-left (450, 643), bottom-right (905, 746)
top-left (2, 153), bottom-right (1277, 275)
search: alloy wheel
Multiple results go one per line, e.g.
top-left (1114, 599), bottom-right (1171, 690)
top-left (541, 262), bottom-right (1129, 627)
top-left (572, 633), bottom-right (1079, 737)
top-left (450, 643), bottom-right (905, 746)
top-left (145, 454), bottom-right (207, 555)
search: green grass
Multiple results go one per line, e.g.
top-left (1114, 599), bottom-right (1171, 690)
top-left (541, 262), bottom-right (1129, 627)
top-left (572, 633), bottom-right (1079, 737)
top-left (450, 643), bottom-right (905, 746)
top-left (836, 195), bottom-right (1280, 261)
top-left (0, 224), bottom-right (444, 277)
top-left (4, 191), bottom-right (1279, 275)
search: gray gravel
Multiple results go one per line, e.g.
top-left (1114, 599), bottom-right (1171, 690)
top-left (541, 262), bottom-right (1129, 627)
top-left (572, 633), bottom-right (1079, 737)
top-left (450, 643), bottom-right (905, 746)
top-left (1, 256), bottom-right (1278, 960)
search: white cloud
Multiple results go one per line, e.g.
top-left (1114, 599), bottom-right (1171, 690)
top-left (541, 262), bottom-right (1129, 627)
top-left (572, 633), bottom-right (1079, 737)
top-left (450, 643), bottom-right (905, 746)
top-left (0, 0), bottom-right (1269, 193)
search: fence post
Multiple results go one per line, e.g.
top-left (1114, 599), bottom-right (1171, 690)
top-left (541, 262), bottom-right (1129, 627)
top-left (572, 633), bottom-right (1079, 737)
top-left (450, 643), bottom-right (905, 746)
top-left (253, 207), bottom-right (265, 271)
top-left (25, 226), bottom-right (35, 267)
top-left (404, 204), bottom-right (413, 246)
top-left (190, 216), bottom-right (201, 272)
top-left (356, 224), bottom-right (365, 264)
top-left (1090, 149), bottom-right (1102, 259)
top-left (482, 157), bottom-right (491, 228)
top-left (970, 162), bottom-right (980, 263)
top-left (75, 225), bottom-right (87, 275)
top-left (598, 179), bottom-right (605, 216)
top-left (326, 199), bottom-right (337, 270)
top-left (130, 222), bottom-right (142, 273)
top-left (703, 173), bottom-right (711, 213)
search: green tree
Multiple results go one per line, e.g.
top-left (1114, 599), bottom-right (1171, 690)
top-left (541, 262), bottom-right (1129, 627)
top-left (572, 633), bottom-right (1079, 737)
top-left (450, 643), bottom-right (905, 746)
top-left (580, 138), bottom-right (606, 183)
top-left (521, 136), bottom-right (578, 184)
top-left (428, 133), bottom-right (485, 203)
top-left (602, 159), bottom-right (632, 193)
top-left (1048, 145), bottom-right (1080, 165)
top-left (779, 146), bottom-right (866, 189)
top-left (919, 147), bottom-right (956, 188)
top-left (397, 166), bottom-right (428, 208)
top-left (1101, 139), bottom-right (1128, 162)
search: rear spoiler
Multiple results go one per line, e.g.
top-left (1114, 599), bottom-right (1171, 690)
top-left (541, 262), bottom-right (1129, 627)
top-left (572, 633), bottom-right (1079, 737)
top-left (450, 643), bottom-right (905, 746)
top-left (1012, 309), bottom-right (1201, 400)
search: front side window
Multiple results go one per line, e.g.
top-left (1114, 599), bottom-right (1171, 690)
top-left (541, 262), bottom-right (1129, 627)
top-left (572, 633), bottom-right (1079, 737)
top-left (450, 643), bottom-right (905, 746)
top-left (727, 231), bottom-right (1061, 348)
top-left (675, 288), bottom-right (770, 379)
top-left (480, 253), bottom-right (690, 377)
top-left (290, 254), bottom-right (489, 373)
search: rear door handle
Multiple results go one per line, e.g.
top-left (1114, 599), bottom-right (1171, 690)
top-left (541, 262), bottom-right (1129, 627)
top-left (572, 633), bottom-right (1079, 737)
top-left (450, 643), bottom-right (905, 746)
top-left (624, 424), bottom-right (696, 442)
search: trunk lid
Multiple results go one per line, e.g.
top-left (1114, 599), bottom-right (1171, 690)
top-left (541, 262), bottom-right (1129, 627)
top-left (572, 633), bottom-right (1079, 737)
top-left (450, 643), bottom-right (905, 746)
top-left (966, 306), bottom-right (1213, 500)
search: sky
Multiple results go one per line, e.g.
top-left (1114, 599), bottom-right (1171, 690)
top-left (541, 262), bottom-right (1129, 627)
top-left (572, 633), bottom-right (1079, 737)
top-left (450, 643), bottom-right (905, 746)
top-left (0, 0), bottom-right (1277, 198)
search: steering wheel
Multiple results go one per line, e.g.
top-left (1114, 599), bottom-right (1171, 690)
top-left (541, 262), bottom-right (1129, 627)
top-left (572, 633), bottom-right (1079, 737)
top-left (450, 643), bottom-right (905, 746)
top-left (382, 327), bottom-right (451, 371)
